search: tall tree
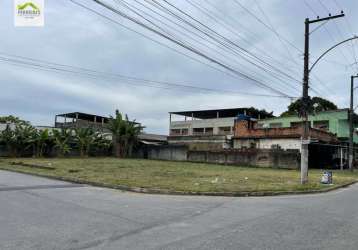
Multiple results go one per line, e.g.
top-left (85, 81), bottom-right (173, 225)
top-left (280, 97), bottom-right (338, 117)
top-left (108, 110), bottom-right (142, 158)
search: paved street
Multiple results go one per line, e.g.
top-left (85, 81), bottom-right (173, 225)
top-left (1, 170), bottom-right (358, 250)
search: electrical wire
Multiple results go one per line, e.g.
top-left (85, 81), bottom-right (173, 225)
top-left (84, 0), bottom-right (294, 97)
top-left (0, 53), bottom-right (294, 98)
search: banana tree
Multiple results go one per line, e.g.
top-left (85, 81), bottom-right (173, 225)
top-left (0, 123), bottom-right (36, 157)
top-left (31, 129), bottom-right (52, 158)
top-left (107, 110), bottom-right (142, 158)
top-left (74, 128), bottom-right (95, 157)
top-left (108, 110), bottom-right (125, 157)
top-left (0, 124), bottom-right (17, 157)
top-left (53, 129), bottom-right (72, 157)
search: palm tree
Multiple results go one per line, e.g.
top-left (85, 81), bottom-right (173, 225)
top-left (53, 129), bottom-right (72, 157)
top-left (74, 128), bottom-right (95, 157)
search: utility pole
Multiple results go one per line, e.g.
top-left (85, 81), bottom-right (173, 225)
top-left (301, 12), bottom-right (344, 184)
top-left (349, 75), bottom-right (358, 171)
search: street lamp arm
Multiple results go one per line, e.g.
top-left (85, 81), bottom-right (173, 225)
top-left (309, 36), bottom-right (358, 73)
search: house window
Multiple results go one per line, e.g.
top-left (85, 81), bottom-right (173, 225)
top-left (170, 129), bottom-right (181, 135)
top-left (204, 127), bottom-right (214, 135)
top-left (291, 121), bottom-right (304, 128)
top-left (313, 120), bottom-right (329, 131)
top-left (218, 126), bottom-right (231, 135)
top-left (270, 122), bottom-right (282, 128)
top-left (193, 128), bottom-right (204, 135)
top-left (181, 128), bottom-right (189, 135)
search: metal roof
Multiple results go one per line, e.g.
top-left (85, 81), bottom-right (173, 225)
top-left (170, 108), bottom-right (273, 119)
top-left (56, 112), bottom-right (110, 122)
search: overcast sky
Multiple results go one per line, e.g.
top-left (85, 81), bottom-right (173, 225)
top-left (1, 0), bottom-right (358, 134)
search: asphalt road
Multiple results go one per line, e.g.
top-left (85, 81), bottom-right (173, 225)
top-left (1, 170), bottom-right (358, 250)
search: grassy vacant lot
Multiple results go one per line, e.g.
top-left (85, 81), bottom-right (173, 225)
top-left (0, 157), bottom-right (357, 194)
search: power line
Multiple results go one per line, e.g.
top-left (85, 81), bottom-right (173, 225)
top-left (232, 0), bottom-right (325, 96)
top-left (182, 0), bottom-right (302, 85)
top-left (114, 0), bottom-right (299, 94)
top-left (0, 53), bottom-right (294, 98)
top-left (148, 0), bottom-right (301, 93)
top-left (142, 0), bottom-right (301, 93)
top-left (253, 0), bottom-right (301, 67)
top-left (68, 0), bottom-right (246, 85)
top-left (85, 0), bottom-right (294, 97)
top-left (200, 0), bottom-right (301, 72)
top-left (231, 0), bottom-right (302, 53)
top-left (302, 0), bottom-right (350, 96)
top-left (331, 0), bottom-right (358, 73)
top-left (318, 0), bottom-right (358, 71)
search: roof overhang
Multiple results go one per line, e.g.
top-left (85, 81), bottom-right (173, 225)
top-left (170, 108), bottom-right (273, 119)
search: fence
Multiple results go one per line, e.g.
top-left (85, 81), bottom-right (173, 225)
top-left (139, 145), bottom-right (300, 169)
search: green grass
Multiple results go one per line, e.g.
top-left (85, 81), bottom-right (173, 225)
top-left (0, 157), bottom-right (357, 194)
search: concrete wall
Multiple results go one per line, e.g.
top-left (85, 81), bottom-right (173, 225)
top-left (187, 149), bottom-right (300, 169)
top-left (233, 138), bottom-right (301, 151)
top-left (140, 145), bottom-right (300, 169)
top-left (167, 134), bottom-right (230, 150)
top-left (144, 145), bottom-right (188, 161)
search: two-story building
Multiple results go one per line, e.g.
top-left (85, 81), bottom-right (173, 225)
top-left (256, 109), bottom-right (358, 143)
top-left (168, 108), bottom-right (273, 150)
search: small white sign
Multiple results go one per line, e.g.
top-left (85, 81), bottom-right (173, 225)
top-left (14, 0), bottom-right (44, 27)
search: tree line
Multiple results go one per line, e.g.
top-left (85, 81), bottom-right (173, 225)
top-left (0, 110), bottom-right (141, 158)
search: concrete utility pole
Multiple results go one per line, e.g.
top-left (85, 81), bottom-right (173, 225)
top-left (349, 75), bottom-right (358, 171)
top-left (301, 13), bottom-right (344, 184)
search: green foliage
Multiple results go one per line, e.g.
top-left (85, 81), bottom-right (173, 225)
top-left (92, 133), bottom-right (112, 153)
top-left (30, 129), bottom-right (53, 158)
top-left (74, 128), bottom-right (96, 157)
top-left (107, 110), bottom-right (142, 158)
top-left (53, 129), bottom-right (72, 157)
top-left (0, 116), bottom-right (28, 125)
top-left (245, 107), bottom-right (274, 118)
top-left (0, 111), bottom-right (136, 158)
top-left (0, 123), bottom-right (36, 157)
top-left (280, 97), bottom-right (338, 117)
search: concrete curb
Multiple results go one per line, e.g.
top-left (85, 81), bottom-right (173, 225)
top-left (0, 167), bottom-right (356, 197)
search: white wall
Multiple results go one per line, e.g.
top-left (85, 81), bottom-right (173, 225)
top-left (258, 138), bottom-right (301, 150)
top-left (170, 117), bottom-right (235, 135)
top-left (234, 138), bottom-right (301, 151)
